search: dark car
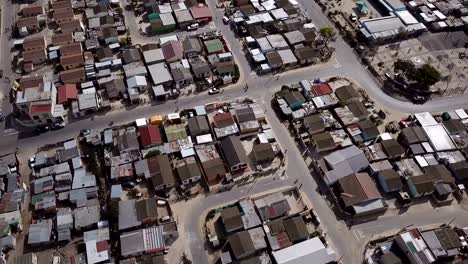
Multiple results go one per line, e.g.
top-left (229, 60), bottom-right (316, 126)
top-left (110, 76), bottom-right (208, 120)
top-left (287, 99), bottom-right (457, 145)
top-left (122, 181), bottom-right (136, 190)
top-left (34, 126), bottom-right (50, 134)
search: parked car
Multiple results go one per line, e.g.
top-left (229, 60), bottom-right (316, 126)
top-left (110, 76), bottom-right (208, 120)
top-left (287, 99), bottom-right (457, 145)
top-left (34, 125), bottom-right (50, 134)
top-left (51, 122), bottom-right (65, 130)
top-left (208, 87), bottom-right (221, 95)
top-left (122, 181), bottom-right (136, 189)
top-left (222, 16), bottom-right (229, 24)
top-left (187, 23), bottom-right (199, 31)
top-left (29, 156), bottom-right (36, 168)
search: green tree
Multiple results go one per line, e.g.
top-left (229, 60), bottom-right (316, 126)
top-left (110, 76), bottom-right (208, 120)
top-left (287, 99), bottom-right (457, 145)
top-left (413, 64), bottom-right (441, 89)
top-left (319, 26), bottom-right (336, 44)
top-left (394, 59), bottom-right (416, 79)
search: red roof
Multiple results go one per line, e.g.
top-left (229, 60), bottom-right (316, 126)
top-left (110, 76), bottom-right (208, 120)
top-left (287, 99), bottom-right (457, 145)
top-left (96, 241), bottom-right (108, 252)
top-left (30, 104), bottom-right (52, 114)
top-left (312, 83), bottom-right (332, 96)
top-left (190, 6), bottom-right (212, 19)
top-left (161, 40), bottom-right (183, 61)
top-left (213, 112), bottom-right (234, 126)
top-left (140, 125), bottom-right (162, 147)
top-left (57, 83), bottom-right (78, 104)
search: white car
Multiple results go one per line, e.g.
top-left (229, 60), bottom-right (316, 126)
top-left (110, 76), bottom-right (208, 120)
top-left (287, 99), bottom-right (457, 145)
top-left (29, 156), bottom-right (36, 168)
top-left (187, 23), bottom-right (199, 31)
top-left (222, 16), bottom-right (229, 24)
top-left (208, 88), bottom-right (221, 95)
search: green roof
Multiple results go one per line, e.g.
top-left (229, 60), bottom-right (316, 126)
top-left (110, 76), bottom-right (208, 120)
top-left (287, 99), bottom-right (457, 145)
top-left (164, 124), bottom-right (188, 142)
top-left (148, 13), bottom-right (160, 20)
top-left (356, 1), bottom-right (369, 13)
top-left (204, 39), bottom-right (224, 54)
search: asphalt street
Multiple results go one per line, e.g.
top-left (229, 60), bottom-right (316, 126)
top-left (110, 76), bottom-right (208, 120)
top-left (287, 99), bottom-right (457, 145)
top-left (1, 0), bottom-right (468, 263)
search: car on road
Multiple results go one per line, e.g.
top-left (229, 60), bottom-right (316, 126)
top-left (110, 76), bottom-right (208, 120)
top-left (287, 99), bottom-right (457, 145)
top-left (0, 112), bottom-right (4, 122)
top-left (51, 122), bottom-right (65, 130)
top-left (412, 95), bottom-right (427, 104)
top-left (187, 23), bottom-right (199, 31)
top-left (208, 88), bottom-right (221, 95)
top-left (222, 16), bottom-right (229, 24)
top-left (80, 129), bottom-right (91, 135)
top-left (34, 126), bottom-right (50, 134)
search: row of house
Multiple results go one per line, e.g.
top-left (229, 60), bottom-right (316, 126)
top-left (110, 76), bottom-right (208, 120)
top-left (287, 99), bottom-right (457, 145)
top-left (102, 103), bottom-right (279, 198)
top-left (14, 29), bottom-right (239, 126)
top-left (277, 78), bottom-right (468, 218)
top-left (227, 0), bottom-right (324, 73)
top-left (0, 153), bottom-right (23, 254)
top-left (370, 226), bottom-right (467, 264)
top-left (141, 0), bottom-right (212, 34)
top-left (210, 189), bottom-right (337, 264)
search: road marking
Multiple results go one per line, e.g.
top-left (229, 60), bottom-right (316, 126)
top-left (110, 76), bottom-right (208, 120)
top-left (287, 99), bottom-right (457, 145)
top-left (334, 58), bottom-right (343, 68)
top-left (3, 129), bottom-right (19, 136)
top-left (353, 230), bottom-right (365, 240)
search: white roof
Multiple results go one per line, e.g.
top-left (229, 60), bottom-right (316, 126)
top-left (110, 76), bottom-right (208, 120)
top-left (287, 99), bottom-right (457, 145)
top-left (278, 49), bottom-right (297, 64)
top-left (415, 112), bottom-right (438, 126)
top-left (135, 118), bottom-right (147, 127)
top-left (109, 43), bottom-right (120, 49)
top-left (159, 35), bottom-right (178, 45)
top-left (168, 113), bottom-right (180, 120)
top-left (160, 13), bottom-right (176, 25)
top-left (143, 49), bottom-right (164, 64)
top-left (127, 76), bottom-right (147, 88)
top-left (148, 63), bottom-right (173, 85)
top-left (86, 240), bottom-right (109, 264)
top-left (158, 3), bottom-right (172, 13)
top-left (270, 8), bottom-right (289, 20)
top-left (395, 10), bottom-right (419, 25)
top-left (196, 134), bottom-right (213, 144)
top-left (455, 109), bottom-right (468, 119)
top-left (272, 237), bottom-right (336, 264)
top-left (423, 124), bottom-right (456, 151)
top-left (361, 16), bottom-right (404, 34)
top-left (434, 10), bottom-right (446, 20)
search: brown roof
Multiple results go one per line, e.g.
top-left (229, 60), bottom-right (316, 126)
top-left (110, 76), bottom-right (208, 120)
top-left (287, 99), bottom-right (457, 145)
top-left (52, 0), bottom-right (72, 10)
top-left (338, 173), bottom-right (382, 207)
top-left (380, 139), bottom-right (404, 158)
top-left (135, 198), bottom-right (158, 221)
top-left (23, 50), bottom-right (47, 62)
top-left (379, 169), bottom-right (403, 191)
top-left (60, 67), bottom-right (85, 83)
top-left (221, 206), bottom-right (243, 232)
top-left (19, 76), bottom-right (43, 89)
top-left (52, 32), bottom-right (74, 46)
top-left (411, 174), bottom-right (437, 194)
top-left (283, 216), bottom-right (309, 243)
top-left (60, 53), bottom-right (84, 66)
top-left (59, 19), bottom-right (82, 32)
top-left (54, 8), bottom-right (74, 21)
top-left (21, 5), bottom-right (44, 17)
top-left (60, 43), bottom-right (82, 56)
top-left (149, 155), bottom-right (175, 188)
top-left (424, 164), bottom-right (454, 184)
top-left (16, 16), bottom-right (39, 28)
top-left (23, 36), bottom-right (46, 50)
top-left (220, 136), bottom-right (249, 169)
top-left (266, 51), bottom-right (283, 66)
top-left (253, 143), bottom-right (275, 162)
